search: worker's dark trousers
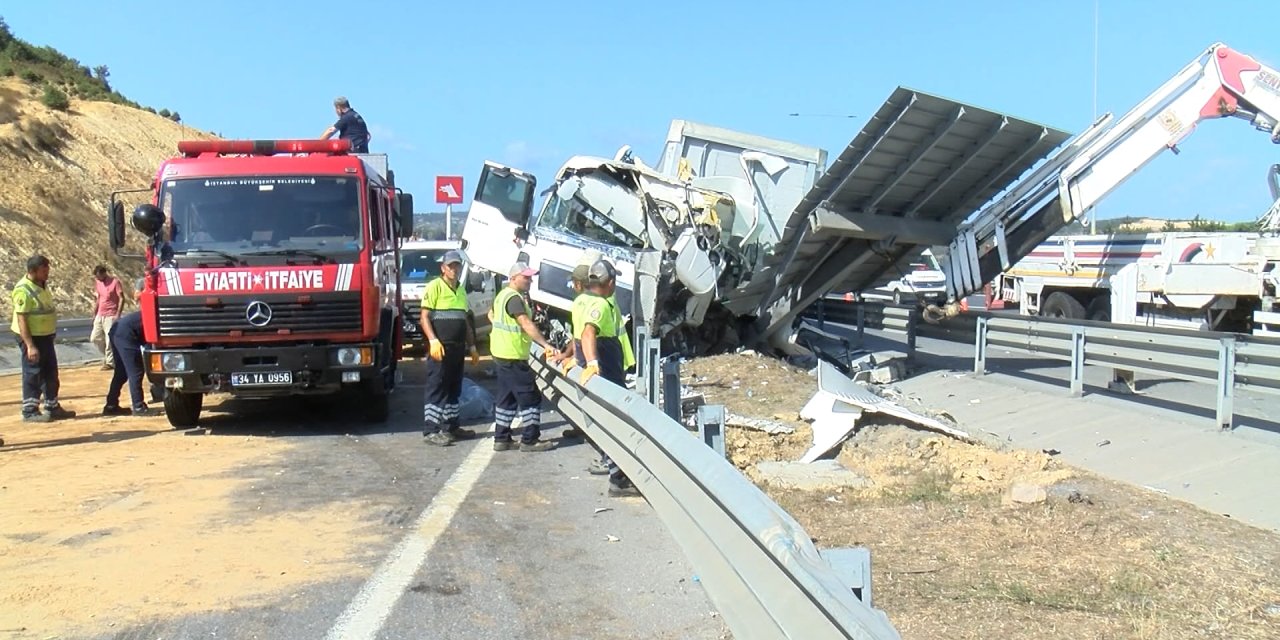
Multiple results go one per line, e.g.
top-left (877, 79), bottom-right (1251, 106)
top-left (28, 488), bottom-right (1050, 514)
top-left (105, 334), bottom-right (146, 411)
top-left (573, 342), bottom-right (630, 487)
top-left (423, 342), bottom-right (465, 434)
top-left (17, 334), bottom-right (59, 417)
top-left (493, 359), bottom-right (541, 444)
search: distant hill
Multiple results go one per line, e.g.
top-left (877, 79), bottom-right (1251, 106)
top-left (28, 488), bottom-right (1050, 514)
top-left (0, 19), bottom-right (214, 316)
top-left (413, 210), bottom-right (469, 241)
top-left (1061, 215), bottom-right (1259, 235)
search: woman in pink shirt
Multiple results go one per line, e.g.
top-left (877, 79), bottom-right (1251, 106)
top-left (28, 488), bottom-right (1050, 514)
top-left (91, 265), bottom-right (126, 369)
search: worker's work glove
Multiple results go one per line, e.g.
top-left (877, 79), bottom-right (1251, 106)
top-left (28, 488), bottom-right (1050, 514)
top-left (579, 361), bottom-right (599, 385)
top-left (428, 339), bottom-right (444, 362)
top-left (559, 357), bottom-right (576, 376)
top-left (470, 345), bottom-right (480, 367)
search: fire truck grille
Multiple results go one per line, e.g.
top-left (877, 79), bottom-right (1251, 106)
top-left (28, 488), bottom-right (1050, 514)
top-left (157, 293), bottom-right (362, 337)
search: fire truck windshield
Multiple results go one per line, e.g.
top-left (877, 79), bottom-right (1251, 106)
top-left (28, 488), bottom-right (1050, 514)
top-left (158, 177), bottom-right (362, 254)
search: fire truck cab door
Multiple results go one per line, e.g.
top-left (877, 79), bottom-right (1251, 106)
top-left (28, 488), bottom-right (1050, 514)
top-left (462, 162), bottom-right (537, 277)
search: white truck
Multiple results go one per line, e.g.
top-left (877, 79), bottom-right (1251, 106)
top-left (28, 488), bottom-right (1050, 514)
top-left (996, 230), bottom-right (1274, 332)
top-left (460, 121), bottom-right (826, 354)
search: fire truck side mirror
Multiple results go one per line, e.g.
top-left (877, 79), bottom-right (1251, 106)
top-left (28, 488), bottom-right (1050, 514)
top-left (131, 203), bottom-right (166, 238)
top-left (108, 200), bottom-right (127, 250)
top-left (397, 193), bottom-right (414, 238)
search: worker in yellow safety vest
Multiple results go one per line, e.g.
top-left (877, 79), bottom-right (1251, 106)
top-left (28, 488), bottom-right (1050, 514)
top-left (570, 258), bottom-right (640, 498)
top-left (420, 250), bottom-right (479, 446)
top-left (10, 255), bottom-right (76, 425)
top-left (489, 261), bottom-right (563, 452)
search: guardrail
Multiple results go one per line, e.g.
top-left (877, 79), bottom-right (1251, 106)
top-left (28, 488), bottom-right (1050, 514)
top-left (530, 345), bottom-right (902, 640)
top-left (802, 298), bottom-right (1280, 430)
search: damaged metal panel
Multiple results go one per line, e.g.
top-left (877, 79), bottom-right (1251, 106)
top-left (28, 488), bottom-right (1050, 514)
top-left (750, 87), bottom-right (1070, 341)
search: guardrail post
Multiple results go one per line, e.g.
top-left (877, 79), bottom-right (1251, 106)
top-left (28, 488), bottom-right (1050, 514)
top-left (906, 308), bottom-right (919, 359)
top-left (820, 547), bottom-right (873, 607)
top-left (856, 305), bottom-right (866, 342)
top-left (1217, 336), bottom-right (1237, 430)
top-left (974, 315), bottom-right (989, 375)
top-left (1070, 326), bottom-right (1086, 397)
top-left (695, 404), bottom-right (727, 458)
top-left (816, 298), bottom-right (826, 331)
top-left (661, 358), bottom-right (682, 421)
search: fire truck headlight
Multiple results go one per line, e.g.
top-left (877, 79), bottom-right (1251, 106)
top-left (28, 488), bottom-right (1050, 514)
top-left (336, 347), bottom-right (372, 366)
top-left (160, 353), bottom-right (188, 372)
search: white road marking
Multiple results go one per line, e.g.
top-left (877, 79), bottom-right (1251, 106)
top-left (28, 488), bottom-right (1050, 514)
top-left (324, 441), bottom-right (496, 640)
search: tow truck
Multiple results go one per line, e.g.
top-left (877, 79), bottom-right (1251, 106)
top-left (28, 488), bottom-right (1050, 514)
top-left (929, 43), bottom-right (1280, 335)
top-left (107, 139), bottom-right (414, 426)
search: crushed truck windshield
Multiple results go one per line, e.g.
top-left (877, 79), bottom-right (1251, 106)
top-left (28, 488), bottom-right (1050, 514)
top-left (401, 249), bottom-right (448, 282)
top-left (159, 176), bottom-right (362, 253)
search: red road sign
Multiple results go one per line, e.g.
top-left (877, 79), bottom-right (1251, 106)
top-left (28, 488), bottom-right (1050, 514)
top-left (436, 176), bottom-right (464, 205)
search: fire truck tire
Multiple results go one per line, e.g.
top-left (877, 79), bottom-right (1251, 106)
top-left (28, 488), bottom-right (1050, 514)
top-left (1041, 292), bottom-right (1086, 320)
top-left (164, 391), bottom-right (203, 428)
top-left (361, 383), bottom-right (390, 423)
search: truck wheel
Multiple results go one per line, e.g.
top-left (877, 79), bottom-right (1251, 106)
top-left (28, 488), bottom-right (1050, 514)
top-left (1086, 297), bottom-right (1111, 322)
top-left (361, 379), bottom-right (390, 423)
top-left (1042, 292), bottom-right (1086, 320)
top-left (164, 390), bottom-right (203, 428)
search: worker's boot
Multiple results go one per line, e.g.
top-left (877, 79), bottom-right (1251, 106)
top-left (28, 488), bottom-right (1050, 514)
top-left (520, 440), bottom-right (555, 452)
top-left (46, 406), bottom-right (76, 420)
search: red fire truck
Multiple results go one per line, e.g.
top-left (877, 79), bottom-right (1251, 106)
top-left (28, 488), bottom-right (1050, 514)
top-left (107, 139), bottom-right (414, 427)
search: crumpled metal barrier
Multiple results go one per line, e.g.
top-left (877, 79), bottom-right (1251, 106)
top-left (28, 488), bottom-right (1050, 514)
top-left (531, 345), bottom-right (901, 640)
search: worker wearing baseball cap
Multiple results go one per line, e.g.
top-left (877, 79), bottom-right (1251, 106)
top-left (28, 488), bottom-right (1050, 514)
top-left (420, 249), bottom-right (479, 446)
top-left (571, 258), bottom-right (641, 497)
top-left (490, 261), bottom-right (562, 452)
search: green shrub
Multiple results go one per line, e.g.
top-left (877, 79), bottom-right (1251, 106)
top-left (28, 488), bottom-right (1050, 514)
top-left (41, 85), bottom-right (69, 111)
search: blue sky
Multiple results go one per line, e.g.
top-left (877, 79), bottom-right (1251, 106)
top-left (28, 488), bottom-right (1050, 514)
top-left (5, 1), bottom-right (1278, 222)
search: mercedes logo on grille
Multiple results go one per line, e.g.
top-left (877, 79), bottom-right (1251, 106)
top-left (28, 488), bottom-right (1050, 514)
top-left (245, 300), bottom-right (273, 327)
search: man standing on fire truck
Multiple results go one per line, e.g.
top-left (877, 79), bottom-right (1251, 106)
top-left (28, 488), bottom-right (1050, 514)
top-left (421, 250), bottom-right (481, 446)
top-left (319, 96), bottom-right (371, 153)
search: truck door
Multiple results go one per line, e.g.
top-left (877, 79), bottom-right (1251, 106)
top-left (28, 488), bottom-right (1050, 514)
top-left (461, 162), bottom-right (537, 276)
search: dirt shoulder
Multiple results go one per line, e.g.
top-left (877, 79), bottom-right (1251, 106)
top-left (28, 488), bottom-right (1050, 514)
top-left (0, 366), bottom-right (387, 638)
top-left (685, 353), bottom-right (1280, 639)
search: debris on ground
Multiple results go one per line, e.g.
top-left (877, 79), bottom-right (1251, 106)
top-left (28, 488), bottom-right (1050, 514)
top-left (1004, 482), bottom-right (1049, 505)
top-left (686, 351), bottom-right (1280, 639)
top-left (755, 460), bottom-right (870, 492)
top-left (724, 413), bottom-right (795, 435)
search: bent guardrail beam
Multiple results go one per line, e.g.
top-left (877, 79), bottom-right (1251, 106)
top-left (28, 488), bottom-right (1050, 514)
top-left (530, 345), bottom-right (901, 640)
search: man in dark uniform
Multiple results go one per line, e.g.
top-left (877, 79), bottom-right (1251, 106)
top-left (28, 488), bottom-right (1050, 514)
top-left (102, 309), bottom-right (161, 417)
top-left (574, 259), bottom-right (641, 498)
top-left (490, 261), bottom-right (562, 452)
top-left (421, 250), bottom-right (480, 446)
top-left (320, 96), bottom-right (371, 153)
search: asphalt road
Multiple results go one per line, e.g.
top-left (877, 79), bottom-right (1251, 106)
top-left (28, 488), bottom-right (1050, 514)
top-left (5, 362), bottom-right (728, 640)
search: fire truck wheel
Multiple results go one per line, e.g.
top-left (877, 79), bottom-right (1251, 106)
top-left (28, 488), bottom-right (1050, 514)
top-left (1041, 292), bottom-right (1086, 320)
top-left (361, 380), bottom-right (390, 423)
top-left (164, 390), bottom-right (204, 428)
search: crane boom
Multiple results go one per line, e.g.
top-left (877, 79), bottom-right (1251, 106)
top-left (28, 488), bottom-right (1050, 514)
top-left (934, 43), bottom-right (1280, 316)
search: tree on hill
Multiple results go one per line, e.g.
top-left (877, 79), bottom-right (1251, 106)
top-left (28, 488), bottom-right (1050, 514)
top-left (0, 15), bottom-right (181, 117)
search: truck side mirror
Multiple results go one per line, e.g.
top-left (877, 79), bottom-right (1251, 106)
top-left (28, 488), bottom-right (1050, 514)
top-left (398, 193), bottom-right (414, 238)
top-left (108, 199), bottom-right (126, 249)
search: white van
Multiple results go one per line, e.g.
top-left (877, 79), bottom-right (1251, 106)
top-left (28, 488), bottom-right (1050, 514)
top-left (399, 240), bottom-right (499, 352)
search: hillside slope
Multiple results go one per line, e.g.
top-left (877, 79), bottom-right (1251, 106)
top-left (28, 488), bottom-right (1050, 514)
top-left (0, 79), bottom-right (215, 317)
